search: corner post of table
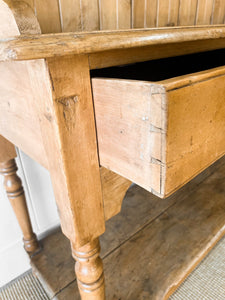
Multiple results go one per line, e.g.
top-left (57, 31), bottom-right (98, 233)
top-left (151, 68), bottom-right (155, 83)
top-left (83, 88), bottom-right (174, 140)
top-left (36, 54), bottom-right (105, 299)
top-left (0, 135), bottom-right (40, 255)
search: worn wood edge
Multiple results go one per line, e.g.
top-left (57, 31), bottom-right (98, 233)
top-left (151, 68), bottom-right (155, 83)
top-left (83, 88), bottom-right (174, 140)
top-left (164, 226), bottom-right (225, 299)
top-left (1, 25), bottom-right (225, 61)
top-left (161, 65), bottom-right (225, 91)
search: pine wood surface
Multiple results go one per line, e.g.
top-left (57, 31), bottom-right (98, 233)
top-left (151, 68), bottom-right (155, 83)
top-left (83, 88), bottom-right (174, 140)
top-left (0, 135), bottom-right (16, 163)
top-left (13, 0), bottom-right (225, 34)
top-left (92, 60), bottom-right (225, 197)
top-left (31, 157), bottom-right (225, 299)
top-left (0, 0), bottom-right (48, 168)
top-left (2, 25), bottom-right (225, 63)
top-left (2, 1), bottom-right (225, 299)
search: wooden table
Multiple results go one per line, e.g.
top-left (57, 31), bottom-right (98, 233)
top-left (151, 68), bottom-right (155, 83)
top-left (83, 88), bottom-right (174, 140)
top-left (0, 1), bottom-right (225, 299)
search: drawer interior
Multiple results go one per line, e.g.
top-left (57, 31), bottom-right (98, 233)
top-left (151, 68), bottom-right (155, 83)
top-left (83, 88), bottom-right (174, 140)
top-left (91, 49), bottom-right (225, 82)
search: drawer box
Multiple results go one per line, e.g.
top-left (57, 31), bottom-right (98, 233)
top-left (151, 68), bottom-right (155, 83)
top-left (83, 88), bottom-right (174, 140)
top-left (92, 50), bottom-right (225, 198)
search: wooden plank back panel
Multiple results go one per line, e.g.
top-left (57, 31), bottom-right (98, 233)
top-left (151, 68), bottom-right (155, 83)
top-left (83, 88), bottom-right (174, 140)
top-left (60, 0), bottom-right (99, 32)
top-left (146, 0), bottom-right (158, 28)
top-left (18, 0), bottom-right (225, 34)
top-left (132, 0), bottom-right (145, 28)
top-left (118, 0), bottom-right (131, 29)
top-left (99, 0), bottom-right (117, 30)
top-left (60, 0), bottom-right (82, 32)
top-left (35, 0), bottom-right (62, 33)
top-left (212, 0), bottom-right (225, 24)
top-left (81, 0), bottom-right (99, 30)
top-left (157, 0), bottom-right (180, 27)
top-left (195, 0), bottom-right (214, 25)
top-left (178, 0), bottom-right (198, 26)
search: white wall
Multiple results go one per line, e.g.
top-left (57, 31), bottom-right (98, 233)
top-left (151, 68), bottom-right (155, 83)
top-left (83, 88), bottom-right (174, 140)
top-left (0, 150), bottom-right (60, 288)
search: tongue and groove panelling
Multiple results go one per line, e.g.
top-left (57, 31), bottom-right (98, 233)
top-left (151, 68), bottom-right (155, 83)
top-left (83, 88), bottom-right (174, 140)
top-left (20, 0), bottom-right (225, 33)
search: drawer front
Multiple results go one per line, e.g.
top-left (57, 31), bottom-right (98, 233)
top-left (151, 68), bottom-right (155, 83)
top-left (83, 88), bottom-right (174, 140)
top-left (92, 66), bottom-right (225, 197)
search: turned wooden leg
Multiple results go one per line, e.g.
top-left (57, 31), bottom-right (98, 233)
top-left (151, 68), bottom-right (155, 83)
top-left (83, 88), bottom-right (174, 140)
top-left (72, 238), bottom-right (105, 299)
top-left (0, 158), bottom-right (40, 255)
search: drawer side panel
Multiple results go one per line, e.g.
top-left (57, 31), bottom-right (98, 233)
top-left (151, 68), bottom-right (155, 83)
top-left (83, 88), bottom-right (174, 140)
top-left (166, 74), bottom-right (225, 196)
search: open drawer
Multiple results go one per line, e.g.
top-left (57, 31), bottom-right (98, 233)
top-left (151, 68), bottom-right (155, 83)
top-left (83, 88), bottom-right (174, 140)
top-left (91, 49), bottom-right (225, 198)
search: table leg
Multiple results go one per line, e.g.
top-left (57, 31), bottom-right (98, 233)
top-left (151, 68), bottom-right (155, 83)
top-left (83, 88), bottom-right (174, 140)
top-left (0, 158), bottom-right (40, 255)
top-left (72, 238), bottom-right (105, 300)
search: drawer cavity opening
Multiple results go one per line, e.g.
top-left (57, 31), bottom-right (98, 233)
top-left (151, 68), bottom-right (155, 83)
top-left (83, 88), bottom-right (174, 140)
top-left (91, 49), bottom-right (225, 82)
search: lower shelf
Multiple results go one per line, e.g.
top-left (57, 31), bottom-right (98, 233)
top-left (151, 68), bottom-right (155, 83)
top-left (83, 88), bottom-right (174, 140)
top-left (31, 157), bottom-right (225, 299)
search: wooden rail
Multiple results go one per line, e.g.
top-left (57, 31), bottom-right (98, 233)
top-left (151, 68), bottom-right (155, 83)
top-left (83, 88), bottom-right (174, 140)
top-left (1, 25), bottom-right (225, 62)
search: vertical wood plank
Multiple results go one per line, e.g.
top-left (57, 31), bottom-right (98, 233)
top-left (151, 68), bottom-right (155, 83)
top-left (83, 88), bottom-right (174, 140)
top-left (169, 0), bottom-right (180, 26)
top-left (35, 0), bottom-right (62, 33)
top-left (99, 0), bottom-right (117, 29)
top-left (146, 0), bottom-right (158, 28)
top-left (132, 0), bottom-right (145, 28)
top-left (59, 0), bottom-right (82, 31)
top-left (157, 0), bottom-right (179, 27)
top-left (118, 0), bottom-right (131, 29)
top-left (81, 0), bottom-right (100, 30)
top-left (195, 0), bottom-right (214, 25)
top-left (212, 0), bottom-right (225, 24)
top-left (157, 0), bottom-right (169, 26)
top-left (178, 0), bottom-right (198, 25)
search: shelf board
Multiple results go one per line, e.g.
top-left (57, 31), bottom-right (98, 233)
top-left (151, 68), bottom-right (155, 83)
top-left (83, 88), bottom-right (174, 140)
top-left (31, 157), bottom-right (225, 299)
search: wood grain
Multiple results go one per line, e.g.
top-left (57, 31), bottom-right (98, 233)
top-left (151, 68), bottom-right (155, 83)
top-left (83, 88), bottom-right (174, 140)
top-left (118, 0), bottom-right (131, 29)
top-left (35, 0), bottom-right (62, 33)
top-left (92, 78), bottom-right (166, 195)
top-left (46, 55), bottom-right (105, 246)
top-left (146, 0), bottom-right (158, 28)
top-left (195, 0), bottom-right (214, 25)
top-left (0, 135), bottom-right (16, 163)
top-left (12, 0), bottom-right (225, 34)
top-left (104, 162), bottom-right (225, 299)
top-left (100, 167), bottom-right (131, 220)
top-left (99, 0), bottom-right (117, 30)
top-left (178, 0), bottom-right (198, 26)
top-left (3, 26), bottom-right (225, 63)
top-left (81, 0), bottom-right (100, 30)
top-left (164, 68), bottom-right (225, 196)
top-left (212, 0), bottom-right (225, 24)
top-left (0, 158), bottom-right (40, 254)
top-left (71, 238), bottom-right (105, 299)
top-left (132, 0), bottom-right (145, 28)
top-left (59, 0), bottom-right (82, 32)
top-left (0, 0), bottom-right (47, 168)
top-left (32, 157), bottom-right (225, 299)
top-left (92, 63), bottom-right (225, 197)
